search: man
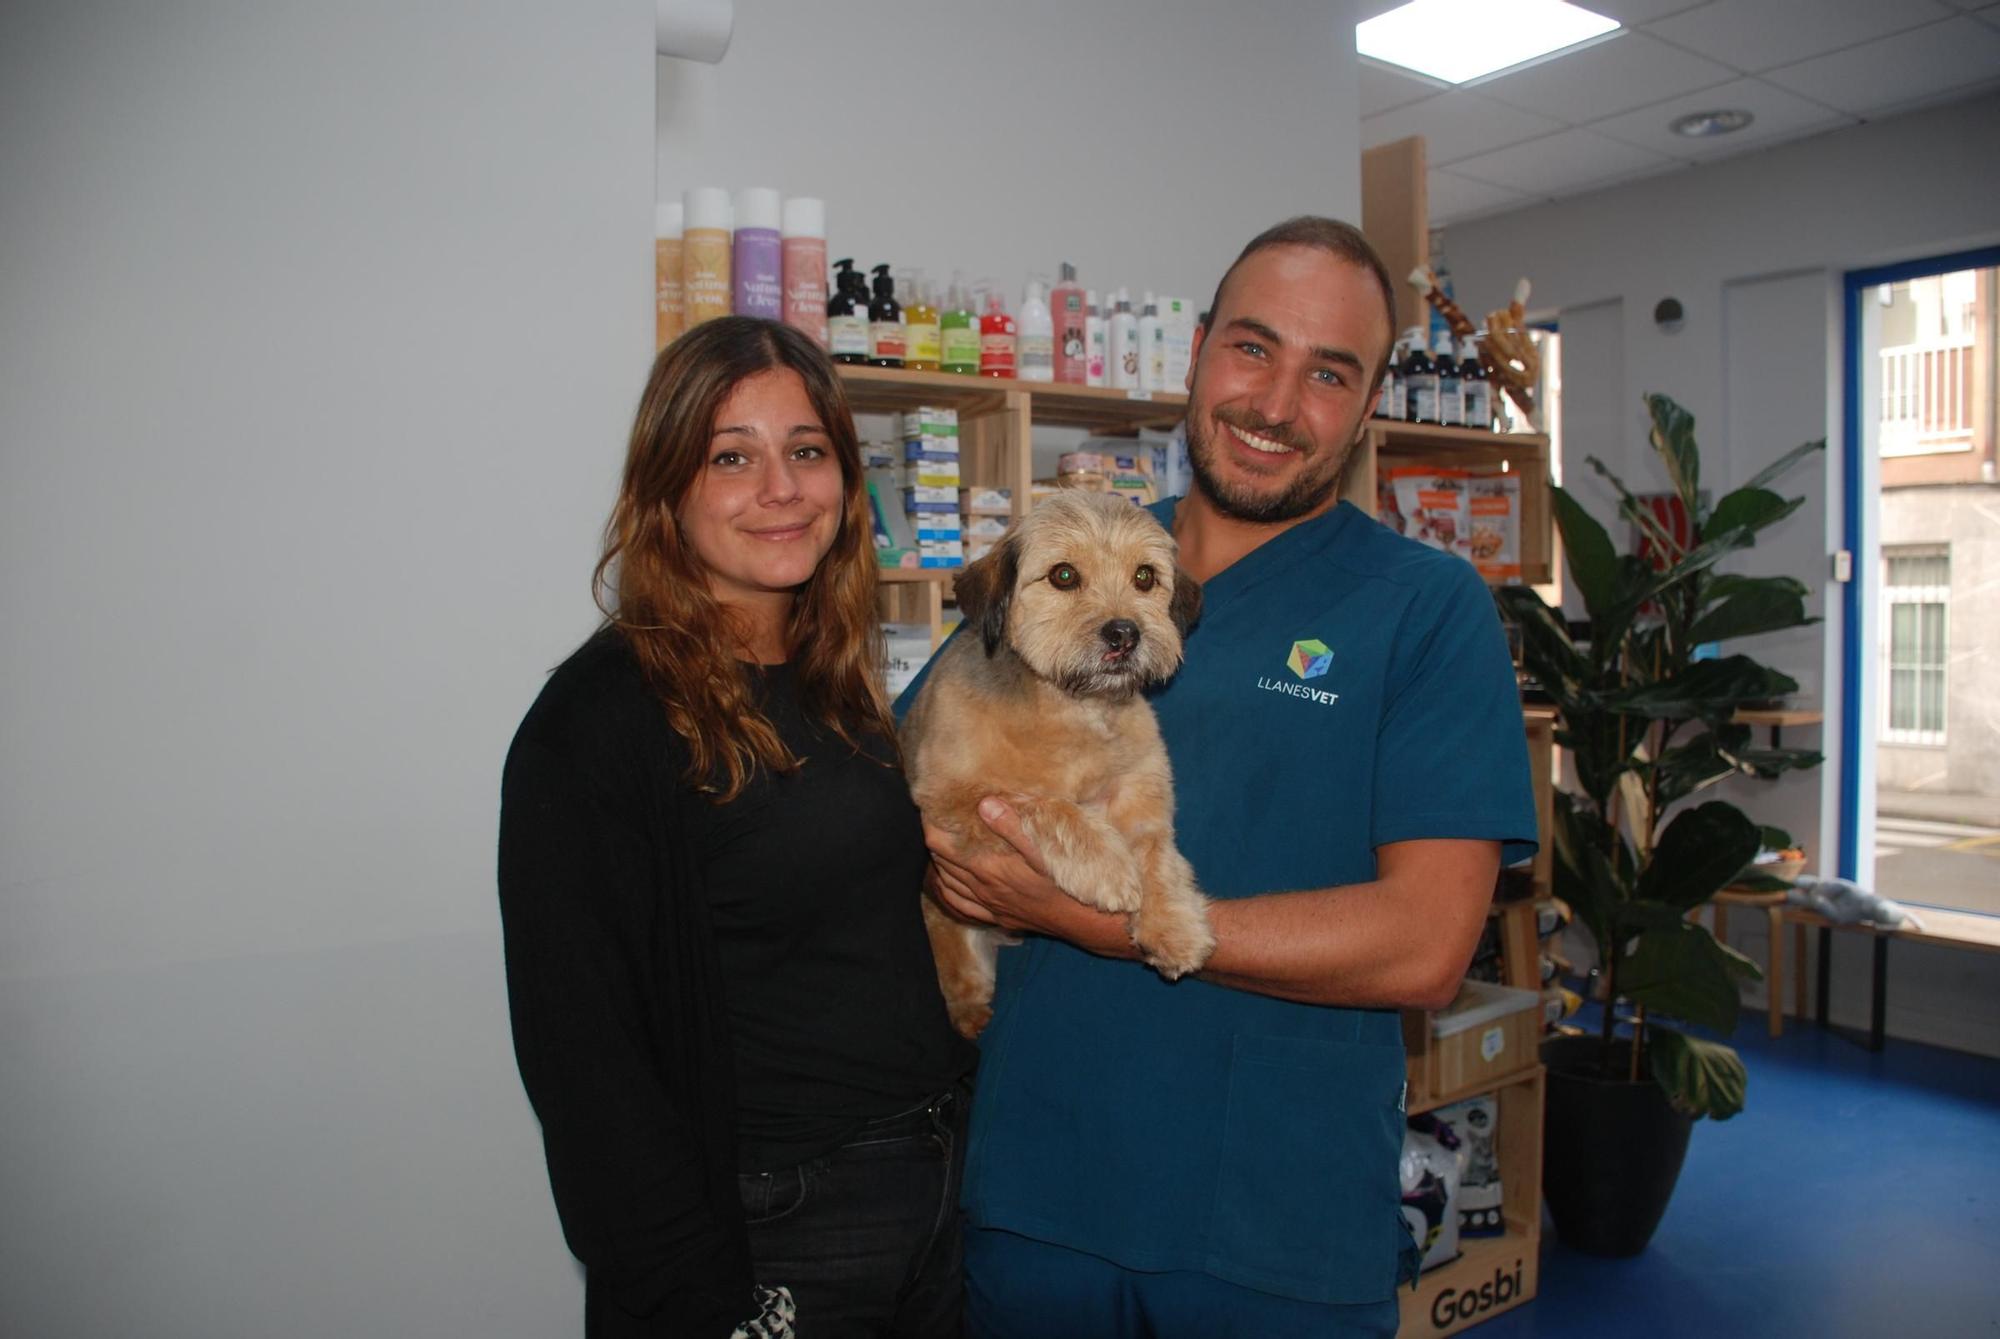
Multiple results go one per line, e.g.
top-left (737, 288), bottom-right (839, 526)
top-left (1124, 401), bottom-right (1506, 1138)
top-left (916, 217), bottom-right (1536, 1337)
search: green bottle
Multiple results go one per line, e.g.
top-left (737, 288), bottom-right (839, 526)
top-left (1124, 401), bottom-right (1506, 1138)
top-left (939, 274), bottom-right (979, 376)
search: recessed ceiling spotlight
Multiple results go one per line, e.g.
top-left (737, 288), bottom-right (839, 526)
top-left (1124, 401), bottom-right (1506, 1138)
top-left (1358, 0), bottom-right (1620, 85)
top-left (1671, 108), bottom-right (1755, 138)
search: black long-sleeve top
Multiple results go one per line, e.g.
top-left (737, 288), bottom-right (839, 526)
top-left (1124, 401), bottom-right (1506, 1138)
top-left (498, 630), bottom-right (970, 1336)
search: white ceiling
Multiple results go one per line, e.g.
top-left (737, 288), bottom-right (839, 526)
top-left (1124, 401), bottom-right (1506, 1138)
top-left (1358, 0), bottom-right (2000, 227)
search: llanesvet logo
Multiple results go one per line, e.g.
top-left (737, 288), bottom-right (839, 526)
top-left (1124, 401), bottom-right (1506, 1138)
top-left (1258, 638), bottom-right (1339, 705)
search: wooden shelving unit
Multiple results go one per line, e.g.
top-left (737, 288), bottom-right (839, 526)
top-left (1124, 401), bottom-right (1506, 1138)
top-left (1344, 421), bottom-right (1556, 587)
top-left (1398, 896), bottom-right (1547, 1337)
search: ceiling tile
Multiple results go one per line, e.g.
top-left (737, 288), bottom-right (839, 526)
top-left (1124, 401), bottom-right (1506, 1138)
top-left (1473, 30), bottom-right (1737, 122)
top-left (1582, 0), bottom-right (1714, 23)
top-left (1648, 0), bottom-right (1957, 73)
top-left (1427, 169), bottom-right (1539, 226)
top-left (1590, 76), bottom-right (1853, 157)
top-left (1761, 17), bottom-right (2000, 113)
top-left (1357, 58), bottom-right (1447, 116)
top-left (1448, 127), bottom-right (1678, 196)
top-left (1363, 90), bottom-right (1568, 164)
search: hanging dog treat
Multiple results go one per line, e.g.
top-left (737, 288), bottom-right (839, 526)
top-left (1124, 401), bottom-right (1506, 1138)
top-left (1411, 267), bottom-right (1542, 423)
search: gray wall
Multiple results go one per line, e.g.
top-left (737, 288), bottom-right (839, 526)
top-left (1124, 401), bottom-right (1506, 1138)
top-left (1, 2), bottom-right (652, 1333)
top-left (656, 0), bottom-right (1364, 321)
top-left (1446, 93), bottom-right (2000, 1057)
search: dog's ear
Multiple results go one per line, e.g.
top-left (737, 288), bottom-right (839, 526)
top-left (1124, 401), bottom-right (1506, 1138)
top-left (1169, 565), bottom-right (1203, 639)
top-left (953, 533), bottom-right (1019, 657)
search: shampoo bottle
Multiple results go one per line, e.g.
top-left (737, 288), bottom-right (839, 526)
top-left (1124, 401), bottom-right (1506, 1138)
top-left (827, 259), bottom-right (869, 365)
top-left (731, 187), bottom-right (782, 320)
top-left (1402, 327), bottom-right (1438, 425)
top-left (1435, 338), bottom-right (1462, 428)
top-left (940, 275), bottom-right (979, 376)
top-left (1460, 334), bottom-right (1493, 431)
top-left (1109, 288), bottom-right (1139, 389)
top-left (1138, 291), bottom-right (1164, 391)
top-left (681, 186), bottom-right (732, 327)
top-left (1018, 279), bottom-right (1055, 383)
top-left (1085, 289), bottom-right (1106, 387)
top-left (867, 264), bottom-right (905, 368)
top-left (979, 286), bottom-right (1017, 379)
top-left (1051, 262), bottom-right (1088, 384)
top-left (780, 196), bottom-right (828, 348)
top-left (654, 201), bottom-right (684, 351)
top-left (904, 273), bottom-right (941, 372)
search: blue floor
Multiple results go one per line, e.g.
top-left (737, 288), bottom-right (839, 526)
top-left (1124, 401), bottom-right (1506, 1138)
top-left (1474, 1019), bottom-right (2000, 1338)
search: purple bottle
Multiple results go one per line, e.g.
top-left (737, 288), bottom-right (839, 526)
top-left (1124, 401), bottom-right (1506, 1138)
top-left (732, 187), bottom-right (783, 320)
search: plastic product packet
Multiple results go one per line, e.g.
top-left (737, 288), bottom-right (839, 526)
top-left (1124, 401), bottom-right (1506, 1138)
top-left (1431, 1096), bottom-right (1504, 1238)
top-left (1400, 1117), bottom-right (1464, 1271)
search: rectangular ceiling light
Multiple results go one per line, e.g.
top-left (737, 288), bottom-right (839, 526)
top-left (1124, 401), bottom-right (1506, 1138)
top-left (1358, 0), bottom-right (1620, 85)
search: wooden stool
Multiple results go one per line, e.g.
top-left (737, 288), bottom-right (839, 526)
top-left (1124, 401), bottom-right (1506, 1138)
top-left (1710, 888), bottom-right (1790, 1038)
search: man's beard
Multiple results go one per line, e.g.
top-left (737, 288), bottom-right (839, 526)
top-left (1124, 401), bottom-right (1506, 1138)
top-left (1185, 401), bottom-right (1354, 524)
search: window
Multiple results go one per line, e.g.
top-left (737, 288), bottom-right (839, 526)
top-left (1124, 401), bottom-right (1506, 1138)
top-left (1881, 547), bottom-right (1949, 745)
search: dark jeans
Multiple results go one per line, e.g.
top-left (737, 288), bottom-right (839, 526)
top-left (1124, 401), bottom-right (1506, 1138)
top-left (739, 1084), bottom-right (970, 1338)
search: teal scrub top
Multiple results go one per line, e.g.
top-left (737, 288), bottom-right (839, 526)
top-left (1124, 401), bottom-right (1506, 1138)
top-left (899, 498), bottom-right (1537, 1305)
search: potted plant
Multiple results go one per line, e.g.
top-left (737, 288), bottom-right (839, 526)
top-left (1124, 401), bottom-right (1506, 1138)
top-left (1496, 393), bottom-right (1823, 1256)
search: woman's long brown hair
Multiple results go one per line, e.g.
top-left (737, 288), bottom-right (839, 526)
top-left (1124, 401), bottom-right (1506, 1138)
top-left (594, 316), bottom-right (891, 801)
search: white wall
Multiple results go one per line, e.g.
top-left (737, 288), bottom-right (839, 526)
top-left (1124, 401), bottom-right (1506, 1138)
top-left (1445, 93), bottom-right (2000, 1057)
top-left (0, 2), bottom-right (653, 1333)
top-left (657, 0), bottom-right (1363, 322)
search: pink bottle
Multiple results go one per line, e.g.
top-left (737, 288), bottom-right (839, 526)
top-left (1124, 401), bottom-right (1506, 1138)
top-left (781, 197), bottom-right (828, 348)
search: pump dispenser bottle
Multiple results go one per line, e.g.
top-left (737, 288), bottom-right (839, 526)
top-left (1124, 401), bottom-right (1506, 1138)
top-left (1435, 337), bottom-right (1462, 427)
top-left (827, 259), bottom-right (869, 365)
top-left (1109, 288), bottom-right (1139, 389)
top-left (1460, 335), bottom-right (1492, 431)
top-left (1018, 279), bottom-right (1055, 383)
top-left (867, 264), bottom-right (905, 368)
top-left (979, 286), bottom-right (1017, 379)
top-left (904, 273), bottom-right (940, 371)
top-left (1052, 263), bottom-right (1088, 384)
top-left (940, 275), bottom-right (979, 376)
top-left (1402, 327), bottom-right (1438, 425)
top-left (1085, 290), bottom-right (1107, 387)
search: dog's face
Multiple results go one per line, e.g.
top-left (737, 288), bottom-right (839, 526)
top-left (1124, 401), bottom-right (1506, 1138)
top-left (954, 492), bottom-right (1201, 697)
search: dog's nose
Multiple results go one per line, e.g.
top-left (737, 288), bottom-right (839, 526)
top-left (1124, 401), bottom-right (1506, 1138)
top-left (1100, 619), bottom-right (1141, 653)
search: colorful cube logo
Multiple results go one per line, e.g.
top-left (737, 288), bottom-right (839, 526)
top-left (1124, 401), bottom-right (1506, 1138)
top-left (1288, 638), bottom-right (1333, 680)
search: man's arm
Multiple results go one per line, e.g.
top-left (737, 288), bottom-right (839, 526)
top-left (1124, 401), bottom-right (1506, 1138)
top-left (926, 798), bottom-right (1495, 1012)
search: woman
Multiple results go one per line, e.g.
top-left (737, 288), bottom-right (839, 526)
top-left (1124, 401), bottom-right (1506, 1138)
top-left (499, 317), bottom-right (975, 1338)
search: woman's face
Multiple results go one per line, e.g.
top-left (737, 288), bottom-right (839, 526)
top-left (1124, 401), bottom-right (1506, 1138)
top-left (677, 367), bottom-right (845, 615)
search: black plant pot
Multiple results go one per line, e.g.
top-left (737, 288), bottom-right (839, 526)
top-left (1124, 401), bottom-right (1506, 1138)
top-left (1541, 1034), bottom-right (1695, 1257)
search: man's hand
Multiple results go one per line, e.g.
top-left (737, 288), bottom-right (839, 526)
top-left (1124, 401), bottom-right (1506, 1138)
top-left (924, 797), bottom-right (1137, 959)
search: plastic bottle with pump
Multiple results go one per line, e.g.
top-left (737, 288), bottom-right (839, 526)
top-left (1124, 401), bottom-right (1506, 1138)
top-left (1109, 288), bottom-right (1139, 389)
top-left (1085, 290), bottom-right (1107, 387)
top-left (979, 285), bottom-right (1017, 379)
top-left (903, 273), bottom-right (941, 372)
top-left (1436, 336), bottom-right (1462, 427)
top-left (940, 275), bottom-right (979, 376)
top-left (1051, 263), bottom-right (1088, 384)
top-left (1402, 327), bottom-right (1439, 425)
top-left (827, 260), bottom-right (869, 365)
top-left (1018, 279), bottom-right (1055, 383)
top-left (867, 264), bottom-right (905, 368)
top-left (1460, 334), bottom-right (1493, 431)
top-left (1137, 292), bottom-right (1164, 391)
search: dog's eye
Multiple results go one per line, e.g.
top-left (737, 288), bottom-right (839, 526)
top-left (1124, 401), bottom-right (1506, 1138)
top-left (1048, 564), bottom-right (1081, 590)
top-left (1134, 565), bottom-right (1156, 591)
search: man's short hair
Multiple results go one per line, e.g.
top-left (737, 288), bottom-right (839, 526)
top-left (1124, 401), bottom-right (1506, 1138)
top-left (1201, 217), bottom-right (1399, 382)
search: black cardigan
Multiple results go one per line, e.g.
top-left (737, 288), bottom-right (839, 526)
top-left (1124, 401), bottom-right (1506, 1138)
top-left (499, 631), bottom-right (755, 1336)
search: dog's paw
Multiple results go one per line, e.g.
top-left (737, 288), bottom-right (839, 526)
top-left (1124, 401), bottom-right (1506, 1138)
top-left (1132, 903), bottom-right (1217, 981)
top-left (947, 999), bottom-right (993, 1040)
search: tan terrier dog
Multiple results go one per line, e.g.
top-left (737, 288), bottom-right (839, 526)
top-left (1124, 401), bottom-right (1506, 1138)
top-left (902, 491), bottom-right (1215, 1039)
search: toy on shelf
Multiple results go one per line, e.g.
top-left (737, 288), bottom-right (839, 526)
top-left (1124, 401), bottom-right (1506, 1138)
top-left (1410, 267), bottom-right (1541, 424)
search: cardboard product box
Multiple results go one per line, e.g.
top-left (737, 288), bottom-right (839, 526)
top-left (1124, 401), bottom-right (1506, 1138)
top-left (962, 515), bottom-right (1011, 540)
top-left (881, 621), bottom-right (935, 696)
top-left (866, 473), bottom-right (916, 567)
top-left (960, 486), bottom-right (1013, 515)
top-left (1428, 981), bottom-right (1539, 1096)
top-left (900, 407), bottom-right (958, 440)
top-left (902, 484), bottom-right (959, 508)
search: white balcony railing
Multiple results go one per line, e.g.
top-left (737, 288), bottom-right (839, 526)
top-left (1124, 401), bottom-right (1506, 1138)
top-left (1879, 337), bottom-right (1975, 457)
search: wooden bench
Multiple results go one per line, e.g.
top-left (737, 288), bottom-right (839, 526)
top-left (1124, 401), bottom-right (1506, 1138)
top-left (1784, 905), bottom-right (2000, 1051)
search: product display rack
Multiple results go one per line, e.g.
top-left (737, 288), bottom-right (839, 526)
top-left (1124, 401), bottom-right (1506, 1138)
top-left (1398, 896), bottom-right (1547, 1337)
top-left (841, 366), bottom-right (1555, 640)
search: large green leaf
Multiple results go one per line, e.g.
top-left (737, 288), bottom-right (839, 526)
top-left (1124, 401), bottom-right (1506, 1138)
top-left (1638, 801), bottom-right (1762, 910)
top-left (1620, 921), bottom-right (1759, 1034)
top-left (1687, 580), bottom-right (1813, 646)
top-left (1707, 573), bottom-right (1807, 604)
top-left (1586, 456), bottom-right (1683, 563)
top-left (1495, 585), bottom-right (1587, 707)
top-left (1701, 487), bottom-right (1801, 545)
top-left (1720, 739), bottom-right (1825, 780)
top-left (1648, 726), bottom-right (1746, 808)
top-left (1759, 825), bottom-right (1796, 851)
top-left (1739, 437), bottom-right (1825, 494)
top-left (1599, 656), bottom-right (1799, 719)
top-left (1552, 486), bottom-right (1619, 617)
top-left (1649, 1026), bottom-right (1749, 1121)
top-left (1553, 791), bottom-right (1627, 952)
top-left (1645, 394), bottom-right (1703, 522)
